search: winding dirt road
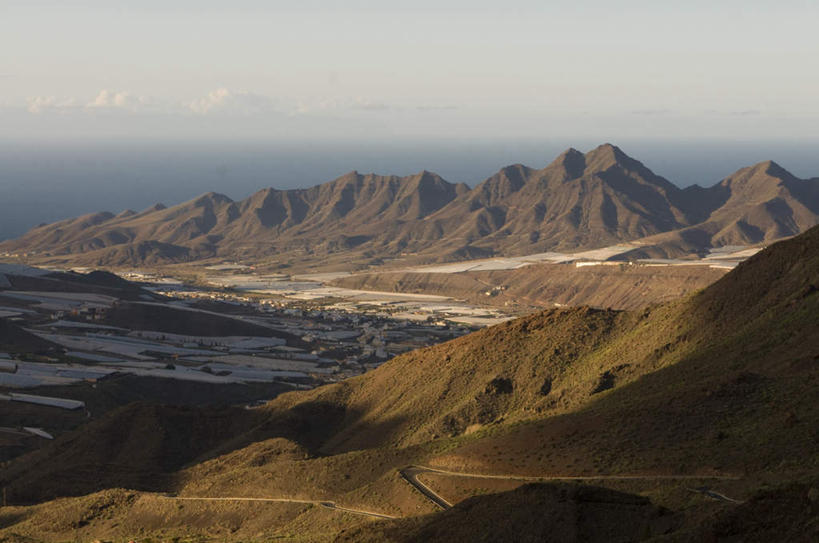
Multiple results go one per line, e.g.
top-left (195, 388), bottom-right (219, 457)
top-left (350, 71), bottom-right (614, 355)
top-left (162, 467), bottom-right (742, 521)
top-left (164, 495), bottom-right (398, 519)
top-left (398, 465), bottom-right (742, 510)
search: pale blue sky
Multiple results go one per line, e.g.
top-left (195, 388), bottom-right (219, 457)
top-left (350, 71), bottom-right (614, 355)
top-left (1, 0), bottom-right (818, 141)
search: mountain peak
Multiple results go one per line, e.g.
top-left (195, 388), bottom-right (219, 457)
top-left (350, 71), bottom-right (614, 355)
top-left (416, 169), bottom-right (445, 182)
top-left (145, 203), bottom-right (166, 213)
top-left (581, 143), bottom-right (648, 177)
top-left (756, 160), bottom-right (796, 181)
top-left (550, 147), bottom-right (587, 178)
top-left (722, 160), bottom-right (798, 190)
top-left (597, 142), bottom-right (624, 152)
top-left (555, 147), bottom-right (584, 157)
top-left (587, 142), bottom-right (627, 162)
top-left (3, 146), bottom-right (816, 268)
top-left (329, 170), bottom-right (366, 186)
top-left (194, 192), bottom-right (233, 206)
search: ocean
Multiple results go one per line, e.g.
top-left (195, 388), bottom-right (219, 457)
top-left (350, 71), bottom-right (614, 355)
top-left (1, 138), bottom-right (817, 240)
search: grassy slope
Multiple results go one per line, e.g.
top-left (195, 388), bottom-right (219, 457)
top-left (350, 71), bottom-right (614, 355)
top-left (266, 223), bottom-right (818, 460)
top-left (0, 404), bottom-right (267, 504)
top-left (429, 229), bottom-right (819, 478)
top-left (334, 482), bottom-right (675, 543)
top-left (0, 374), bottom-right (295, 463)
top-left (1, 226), bottom-right (817, 541)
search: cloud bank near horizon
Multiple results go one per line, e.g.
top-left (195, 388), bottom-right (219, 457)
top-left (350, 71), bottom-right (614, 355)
top-left (6, 86), bottom-right (817, 142)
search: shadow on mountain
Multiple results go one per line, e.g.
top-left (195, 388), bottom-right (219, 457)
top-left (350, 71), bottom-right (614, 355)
top-left (334, 482), bottom-right (677, 543)
top-left (0, 319), bottom-right (62, 354)
top-left (1, 225), bottom-right (817, 540)
top-left (6, 144), bottom-right (816, 267)
top-left (4, 271), bottom-right (154, 302)
top-left (0, 398), bottom-right (409, 506)
top-left (100, 301), bottom-right (297, 340)
top-left (687, 477), bottom-right (819, 542)
top-left (441, 226), bottom-right (819, 477)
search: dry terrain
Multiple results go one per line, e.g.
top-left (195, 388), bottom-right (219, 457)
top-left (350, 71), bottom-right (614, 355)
top-left (1, 225), bottom-right (818, 541)
top-left (331, 261), bottom-right (727, 311)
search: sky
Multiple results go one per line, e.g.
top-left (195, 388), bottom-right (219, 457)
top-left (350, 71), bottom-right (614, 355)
top-left (1, 0), bottom-right (818, 142)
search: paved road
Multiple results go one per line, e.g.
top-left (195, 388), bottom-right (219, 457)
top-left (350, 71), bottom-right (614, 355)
top-left (164, 495), bottom-right (398, 520)
top-left (399, 465), bottom-right (742, 510)
top-left (399, 467), bottom-right (453, 510)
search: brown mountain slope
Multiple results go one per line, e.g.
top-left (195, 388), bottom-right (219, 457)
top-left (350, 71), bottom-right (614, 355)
top-left (335, 476), bottom-right (819, 543)
top-left (4, 145), bottom-right (816, 267)
top-left (623, 160), bottom-right (819, 258)
top-left (0, 171), bottom-right (468, 265)
top-left (6, 192), bottom-right (235, 262)
top-left (335, 482), bottom-right (675, 543)
top-left (330, 261), bottom-right (727, 311)
top-left (238, 223), bottom-right (819, 465)
top-left (0, 403), bottom-right (266, 503)
top-left (222, 170), bottom-right (469, 258)
top-left (181, 224), bottom-right (819, 460)
top-left (422, 144), bottom-right (697, 256)
top-left (417, 257), bottom-right (816, 518)
top-left (0, 226), bottom-right (817, 541)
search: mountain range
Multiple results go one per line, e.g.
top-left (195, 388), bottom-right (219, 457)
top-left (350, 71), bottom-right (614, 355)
top-left (2, 143), bottom-right (817, 267)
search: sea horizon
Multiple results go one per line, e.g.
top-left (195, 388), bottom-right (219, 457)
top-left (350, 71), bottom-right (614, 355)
top-left (2, 137), bottom-right (818, 241)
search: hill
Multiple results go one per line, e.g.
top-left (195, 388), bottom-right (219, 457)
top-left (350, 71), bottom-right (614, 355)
top-left (99, 301), bottom-right (299, 339)
top-left (2, 144), bottom-right (816, 268)
top-left (257, 223), bottom-right (817, 456)
top-left (330, 261), bottom-right (727, 311)
top-left (0, 319), bottom-right (61, 354)
top-left (0, 226), bottom-right (817, 541)
top-left (334, 482), bottom-right (675, 543)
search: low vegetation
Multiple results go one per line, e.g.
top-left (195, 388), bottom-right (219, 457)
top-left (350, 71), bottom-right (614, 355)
top-left (1, 225), bottom-right (818, 541)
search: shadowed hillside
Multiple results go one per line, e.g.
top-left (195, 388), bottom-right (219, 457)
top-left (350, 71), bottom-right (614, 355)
top-left (0, 319), bottom-right (61, 354)
top-left (334, 482), bottom-right (676, 543)
top-left (1, 226), bottom-right (817, 541)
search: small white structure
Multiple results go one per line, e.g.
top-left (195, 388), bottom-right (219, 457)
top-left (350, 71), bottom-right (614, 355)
top-left (23, 427), bottom-right (55, 440)
top-left (9, 393), bottom-right (85, 410)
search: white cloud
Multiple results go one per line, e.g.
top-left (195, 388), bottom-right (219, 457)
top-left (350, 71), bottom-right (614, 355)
top-left (293, 97), bottom-right (396, 115)
top-left (87, 89), bottom-right (148, 111)
top-left (26, 90), bottom-right (155, 114)
top-left (188, 88), bottom-right (276, 115)
top-left (293, 97), bottom-right (460, 116)
top-left (25, 96), bottom-right (78, 114)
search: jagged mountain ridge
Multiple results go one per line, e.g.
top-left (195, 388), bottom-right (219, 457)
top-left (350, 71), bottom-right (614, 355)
top-left (2, 143), bottom-right (817, 266)
top-left (621, 159), bottom-right (819, 258)
top-left (422, 144), bottom-right (699, 254)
